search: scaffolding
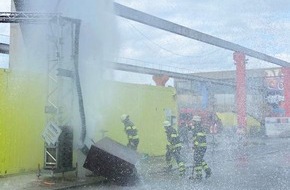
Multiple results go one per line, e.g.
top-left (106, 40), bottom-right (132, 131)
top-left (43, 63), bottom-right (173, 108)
top-left (0, 12), bottom-right (83, 173)
top-left (44, 16), bottom-right (76, 172)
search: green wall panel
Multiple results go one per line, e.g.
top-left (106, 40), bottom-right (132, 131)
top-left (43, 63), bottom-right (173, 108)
top-left (99, 82), bottom-right (177, 156)
top-left (0, 70), bottom-right (177, 175)
top-left (0, 70), bottom-right (46, 176)
top-left (217, 112), bottom-right (260, 128)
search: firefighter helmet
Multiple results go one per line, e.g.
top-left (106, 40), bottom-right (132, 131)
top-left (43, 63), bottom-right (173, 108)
top-left (121, 114), bottom-right (129, 121)
top-left (192, 115), bottom-right (201, 122)
top-left (163, 120), bottom-right (171, 127)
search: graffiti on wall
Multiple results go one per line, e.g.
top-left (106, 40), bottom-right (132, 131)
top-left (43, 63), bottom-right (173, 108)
top-left (264, 69), bottom-right (285, 116)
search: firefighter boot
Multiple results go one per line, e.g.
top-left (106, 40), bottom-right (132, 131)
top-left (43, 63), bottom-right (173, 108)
top-left (205, 168), bottom-right (212, 179)
top-left (189, 169), bottom-right (195, 180)
top-left (178, 162), bottom-right (186, 177)
top-left (189, 169), bottom-right (202, 182)
top-left (164, 165), bottom-right (172, 173)
top-left (190, 175), bottom-right (202, 183)
top-left (179, 169), bottom-right (185, 177)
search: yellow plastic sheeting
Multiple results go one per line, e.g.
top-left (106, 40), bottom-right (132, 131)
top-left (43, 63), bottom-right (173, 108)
top-left (0, 70), bottom-right (46, 176)
top-left (216, 112), bottom-right (260, 129)
top-left (98, 82), bottom-right (177, 156)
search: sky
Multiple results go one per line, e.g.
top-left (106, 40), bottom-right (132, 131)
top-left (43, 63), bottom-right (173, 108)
top-left (113, 0), bottom-right (290, 74)
top-left (1, 0), bottom-right (290, 84)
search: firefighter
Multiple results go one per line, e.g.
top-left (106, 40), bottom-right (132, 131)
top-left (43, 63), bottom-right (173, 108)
top-left (163, 120), bottom-right (186, 177)
top-left (120, 114), bottom-right (139, 150)
top-left (178, 121), bottom-right (190, 148)
top-left (190, 115), bottom-right (212, 181)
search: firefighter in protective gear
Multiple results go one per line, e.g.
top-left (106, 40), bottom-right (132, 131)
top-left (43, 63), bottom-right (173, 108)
top-left (121, 114), bottom-right (139, 150)
top-left (163, 120), bottom-right (186, 176)
top-left (191, 115), bottom-right (212, 181)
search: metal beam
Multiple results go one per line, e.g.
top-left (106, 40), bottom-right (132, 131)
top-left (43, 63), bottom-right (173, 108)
top-left (0, 40), bottom-right (259, 89)
top-left (114, 3), bottom-right (290, 68)
top-left (111, 62), bottom-right (266, 91)
top-left (0, 43), bottom-right (9, 54)
top-left (0, 13), bottom-right (80, 55)
top-left (112, 62), bottom-right (236, 87)
top-left (0, 39), bottom-right (263, 90)
top-left (0, 12), bottom-right (81, 24)
top-left (0, 12), bottom-right (58, 23)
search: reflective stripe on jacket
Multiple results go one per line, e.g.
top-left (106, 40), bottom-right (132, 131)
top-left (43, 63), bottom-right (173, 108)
top-left (165, 127), bottom-right (182, 150)
top-left (124, 120), bottom-right (139, 140)
top-left (192, 126), bottom-right (207, 148)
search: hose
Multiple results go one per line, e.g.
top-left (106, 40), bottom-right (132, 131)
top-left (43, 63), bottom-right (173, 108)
top-left (72, 20), bottom-right (87, 145)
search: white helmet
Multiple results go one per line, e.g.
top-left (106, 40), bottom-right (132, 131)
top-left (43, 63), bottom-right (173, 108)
top-left (121, 114), bottom-right (129, 121)
top-left (192, 115), bottom-right (201, 122)
top-left (163, 120), bottom-right (171, 127)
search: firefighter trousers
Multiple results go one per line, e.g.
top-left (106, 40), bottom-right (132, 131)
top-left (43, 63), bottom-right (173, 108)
top-left (127, 139), bottom-right (139, 150)
top-left (193, 147), bottom-right (211, 179)
top-left (166, 148), bottom-right (186, 176)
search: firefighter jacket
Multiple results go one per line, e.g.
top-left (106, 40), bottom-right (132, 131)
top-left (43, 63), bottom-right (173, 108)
top-left (192, 124), bottom-right (207, 149)
top-left (123, 120), bottom-right (139, 141)
top-left (165, 126), bottom-right (182, 151)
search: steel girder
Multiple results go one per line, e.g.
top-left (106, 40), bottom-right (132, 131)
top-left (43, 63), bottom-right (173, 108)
top-left (114, 3), bottom-right (290, 68)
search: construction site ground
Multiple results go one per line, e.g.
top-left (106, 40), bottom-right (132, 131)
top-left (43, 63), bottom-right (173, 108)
top-left (1, 133), bottom-right (290, 190)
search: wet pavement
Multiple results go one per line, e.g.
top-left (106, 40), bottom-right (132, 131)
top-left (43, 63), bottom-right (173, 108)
top-left (2, 135), bottom-right (290, 190)
top-left (0, 171), bottom-right (104, 190)
top-left (73, 135), bottom-right (290, 190)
